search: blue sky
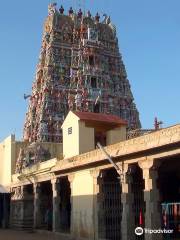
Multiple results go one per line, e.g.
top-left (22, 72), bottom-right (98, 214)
top-left (0, 0), bottom-right (179, 141)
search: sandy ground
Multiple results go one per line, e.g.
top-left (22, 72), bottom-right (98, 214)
top-left (0, 229), bottom-right (72, 240)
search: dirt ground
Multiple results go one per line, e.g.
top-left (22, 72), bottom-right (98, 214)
top-left (0, 229), bottom-right (72, 240)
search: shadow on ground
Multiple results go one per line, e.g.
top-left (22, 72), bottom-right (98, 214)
top-left (0, 229), bottom-right (72, 240)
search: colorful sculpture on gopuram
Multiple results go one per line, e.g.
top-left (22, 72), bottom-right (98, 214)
top-left (23, 3), bottom-right (141, 143)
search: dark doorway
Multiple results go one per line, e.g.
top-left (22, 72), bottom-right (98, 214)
top-left (24, 185), bottom-right (34, 230)
top-left (59, 177), bottom-right (71, 233)
top-left (91, 77), bottom-right (97, 88)
top-left (130, 164), bottom-right (145, 240)
top-left (0, 193), bottom-right (10, 228)
top-left (95, 131), bottom-right (106, 147)
top-left (158, 157), bottom-right (180, 239)
top-left (89, 55), bottom-right (94, 66)
top-left (94, 103), bottom-right (100, 113)
top-left (98, 168), bottom-right (121, 240)
top-left (159, 173), bottom-right (180, 203)
top-left (158, 157), bottom-right (180, 203)
top-left (40, 181), bottom-right (53, 231)
top-left (0, 194), bottom-right (3, 228)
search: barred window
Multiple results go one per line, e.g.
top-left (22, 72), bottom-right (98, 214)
top-left (68, 127), bottom-right (72, 135)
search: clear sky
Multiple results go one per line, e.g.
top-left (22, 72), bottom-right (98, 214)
top-left (0, 0), bottom-right (179, 141)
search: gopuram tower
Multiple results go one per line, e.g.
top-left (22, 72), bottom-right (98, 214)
top-left (23, 3), bottom-right (141, 143)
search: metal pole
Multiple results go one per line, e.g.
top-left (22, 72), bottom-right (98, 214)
top-left (96, 142), bottom-right (123, 178)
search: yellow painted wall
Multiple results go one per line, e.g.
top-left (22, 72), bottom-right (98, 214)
top-left (0, 135), bottom-right (15, 189)
top-left (0, 135), bottom-right (28, 189)
top-left (106, 126), bottom-right (126, 145)
top-left (79, 121), bottom-right (94, 155)
top-left (62, 111), bottom-right (80, 158)
top-left (71, 170), bottom-right (94, 239)
top-left (62, 111), bottom-right (95, 158)
top-left (0, 135), bottom-right (63, 189)
top-left (62, 111), bottom-right (127, 158)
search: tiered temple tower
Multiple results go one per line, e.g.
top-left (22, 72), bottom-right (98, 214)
top-left (23, 3), bottom-right (141, 143)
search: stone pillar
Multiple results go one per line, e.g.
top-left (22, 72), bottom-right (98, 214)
top-left (96, 171), bottom-right (106, 239)
top-left (51, 178), bottom-right (60, 232)
top-left (11, 185), bottom-right (34, 229)
top-left (139, 159), bottom-right (162, 240)
top-left (33, 183), bottom-right (41, 229)
top-left (90, 169), bottom-right (100, 240)
top-left (10, 186), bottom-right (25, 229)
top-left (120, 163), bottom-right (135, 240)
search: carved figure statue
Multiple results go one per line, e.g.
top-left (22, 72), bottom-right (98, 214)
top-left (95, 12), bottom-right (100, 22)
top-left (59, 5), bottom-right (64, 14)
top-left (102, 14), bottom-right (111, 24)
top-left (48, 3), bottom-right (57, 16)
top-left (69, 7), bottom-right (74, 15)
top-left (109, 22), bottom-right (116, 37)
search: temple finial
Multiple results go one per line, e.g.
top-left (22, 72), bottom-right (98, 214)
top-left (59, 5), bottom-right (64, 14)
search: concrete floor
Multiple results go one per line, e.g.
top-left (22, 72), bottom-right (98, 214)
top-left (0, 229), bottom-right (72, 240)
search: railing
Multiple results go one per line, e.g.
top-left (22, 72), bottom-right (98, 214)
top-left (162, 203), bottom-right (180, 239)
top-left (98, 182), bottom-right (121, 240)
